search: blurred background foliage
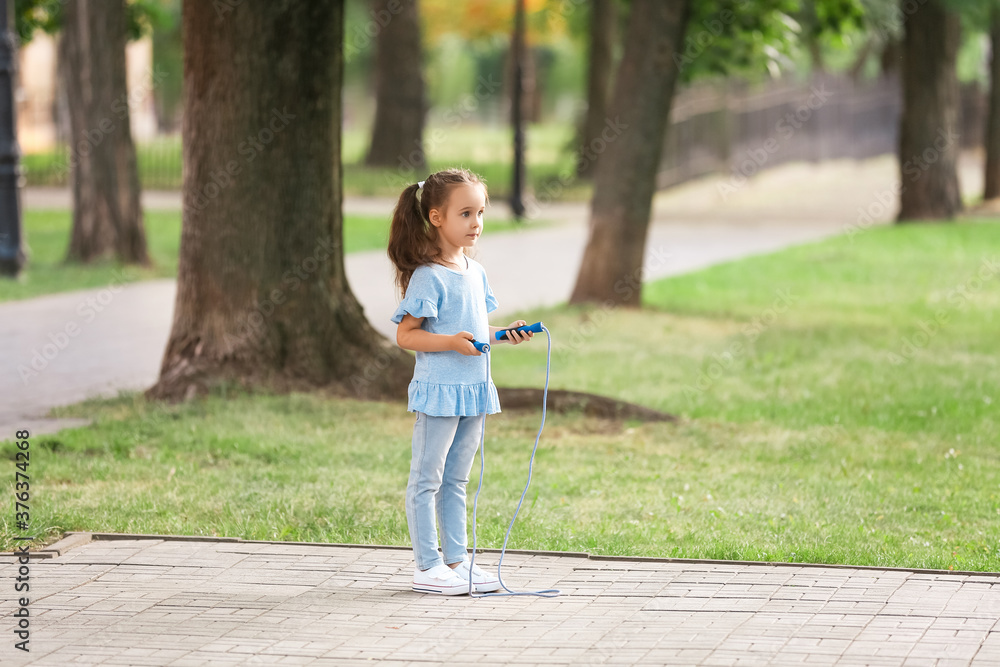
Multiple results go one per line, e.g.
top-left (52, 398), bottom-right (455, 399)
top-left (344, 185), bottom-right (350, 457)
top-left (14, 0), bottom-right (1000, 198)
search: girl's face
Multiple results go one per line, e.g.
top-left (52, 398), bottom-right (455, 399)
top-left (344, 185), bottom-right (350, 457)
top-left (429, 183), bottom-right (486, 255)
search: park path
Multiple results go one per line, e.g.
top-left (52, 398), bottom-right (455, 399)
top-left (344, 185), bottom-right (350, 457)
top-left (1, 153), bottom-right (986, 436)
top-left (2, 532), bottom-right (998, 666)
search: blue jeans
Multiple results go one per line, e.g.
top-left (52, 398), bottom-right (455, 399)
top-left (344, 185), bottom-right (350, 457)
top-left (406, 411), bottom-right (485, 570)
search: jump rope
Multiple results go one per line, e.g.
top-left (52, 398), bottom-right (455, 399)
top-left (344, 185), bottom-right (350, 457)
top-left (466, 322), bottom-right (560, 598)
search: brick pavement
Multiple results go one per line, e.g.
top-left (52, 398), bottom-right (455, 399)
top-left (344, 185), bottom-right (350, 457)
top-left (2, 533), bottom-right (998, 666)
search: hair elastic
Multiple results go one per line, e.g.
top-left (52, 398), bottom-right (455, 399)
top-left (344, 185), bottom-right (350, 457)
top-left (417, 180), bottom-right (425, 189)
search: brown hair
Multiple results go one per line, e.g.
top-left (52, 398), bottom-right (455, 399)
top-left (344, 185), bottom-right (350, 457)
top-left (387, 168), bottom-right (488, 297)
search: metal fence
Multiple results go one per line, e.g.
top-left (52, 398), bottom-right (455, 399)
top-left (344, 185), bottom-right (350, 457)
top-left (23, 73), bottom-right (987, 193)
top-left (22, 137), bottom-right (182, 189)
top-left (658, 73), bottom-right (985, 190)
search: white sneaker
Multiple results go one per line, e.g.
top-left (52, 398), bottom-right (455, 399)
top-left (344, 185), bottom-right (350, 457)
top-left (412, 563), bottom-right (471, 595)
top-left (453, 558), bottom-right (502, 593)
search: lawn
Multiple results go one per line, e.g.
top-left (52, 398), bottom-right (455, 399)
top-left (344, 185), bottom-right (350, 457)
top-left (1, 208), bottom-right (536, 303)
top-left (22, 123), bottom-right (591, 200)
top-left (3, 221), bottom-right (998, 572)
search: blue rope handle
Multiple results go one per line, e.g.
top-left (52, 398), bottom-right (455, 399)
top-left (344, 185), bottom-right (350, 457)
top-left (469, 324), bottom-right (560, 598)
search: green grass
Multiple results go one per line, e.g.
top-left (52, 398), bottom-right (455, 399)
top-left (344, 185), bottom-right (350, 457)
top-left (1, 209), bottom-right (536, 303)
top-left (22, 123), bottom-right (593, 200)
top-left (1, 210), bottom-right (181, 302)
top-left (3, 221), bottom-right (998, 572)
top-left (504, 222), bottom-right (999, 438)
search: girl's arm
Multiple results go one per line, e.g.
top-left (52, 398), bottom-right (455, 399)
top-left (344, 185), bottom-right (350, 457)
top-left (490, 320), bottom-right (533, 345)
top-left (396, 314), bottom-right (480, 356)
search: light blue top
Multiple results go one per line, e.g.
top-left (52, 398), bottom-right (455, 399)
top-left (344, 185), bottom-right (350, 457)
top-left (390, 256), bottom-right (501, 417)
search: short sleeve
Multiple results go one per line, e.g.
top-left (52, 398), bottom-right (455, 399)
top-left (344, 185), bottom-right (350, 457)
top-left (485, 281), bottom-right (499, 314)
top-left (390, 267), bottom-right (441, 324)
top-left (477, 261), bottom-right (499, 314)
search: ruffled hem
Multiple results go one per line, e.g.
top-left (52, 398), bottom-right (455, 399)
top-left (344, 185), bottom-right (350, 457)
top-left (407, 380), bottom-right (501, 417)
top-left (390, 297), bottom-right (438, 324)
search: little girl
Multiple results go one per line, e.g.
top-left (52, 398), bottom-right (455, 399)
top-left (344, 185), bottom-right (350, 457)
top-left (388, 168), bottom-right (533, 595)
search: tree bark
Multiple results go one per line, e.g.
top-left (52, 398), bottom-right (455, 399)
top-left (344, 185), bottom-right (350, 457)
top-left (147, 0), bottom-right (412, 403)
top-left (879, 38), bottom-right (902, 79)
top-left (984, 8), bottom-right (1000, 201)
top-left (60, 0), bottom-right (149, 264)
top-left (364, 0), bottom-right (426, 171)
top-left (569, 0), bottom-right (690, 307)
top-left (576, 0), bottom-right (616, 179)
top-left (897, 0), bottom-right (962, 221)
top-left (0, 0), bottom-right (25, 278)
top-left (847, 37), bottom-right (873, 82)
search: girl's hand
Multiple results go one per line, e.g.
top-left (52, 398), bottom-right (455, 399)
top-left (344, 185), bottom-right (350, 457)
top-left (451, 331), bottom-right (481, 356)
top-left (502, 320), bottom-right (533, 345)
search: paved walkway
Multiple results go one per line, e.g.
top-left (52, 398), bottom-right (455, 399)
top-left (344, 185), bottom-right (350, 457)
top-left (4, 533), bottom-right (998, 666)
top-left (6, 153), bottom-right (987, 436)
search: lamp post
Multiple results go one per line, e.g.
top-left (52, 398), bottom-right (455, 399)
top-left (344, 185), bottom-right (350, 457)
top-left (510, 0), bottom-right (525, 220)
top-left (0, 0), bottom-right (24, 278)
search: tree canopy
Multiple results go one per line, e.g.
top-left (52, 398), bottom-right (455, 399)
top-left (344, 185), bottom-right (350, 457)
top-left (672, 0), bottom-right (866, 82)
top-left (421, 0), bottom-right (573, 45)
top-left (14, 0), bottom-right (171, 44)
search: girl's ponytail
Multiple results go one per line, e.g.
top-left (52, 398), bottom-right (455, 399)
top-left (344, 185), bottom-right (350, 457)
top-left (387, 182), bottom-right (437, 297)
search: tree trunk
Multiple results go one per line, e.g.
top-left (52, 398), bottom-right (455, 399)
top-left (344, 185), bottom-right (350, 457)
top-left (569, 0), bottom-right (690, 307)
top-left (0, 0), bottom-right (25, 278)
top-left (147, 0), bottom-right (412, 403)
top-left (60, 0), bottom-right (149, 264)
top-left (364, 0), bottom-right (426, 171)
top-left (807, 38), bottom-right (825, 73)
top-left (879, 38), bottom-right (902, 79)
top-left (576, 0), bottom-right (616, 179)
top-left (984, 8), bottom-right (1000, 201)
top-left (847, 37), bottom-right (872, 82)
top-left (897, 0), bottom-right (962, 221)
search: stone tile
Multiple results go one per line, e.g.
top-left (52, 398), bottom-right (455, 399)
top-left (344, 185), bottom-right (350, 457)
top-left (17, 537), bottom-right (1000, 666)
